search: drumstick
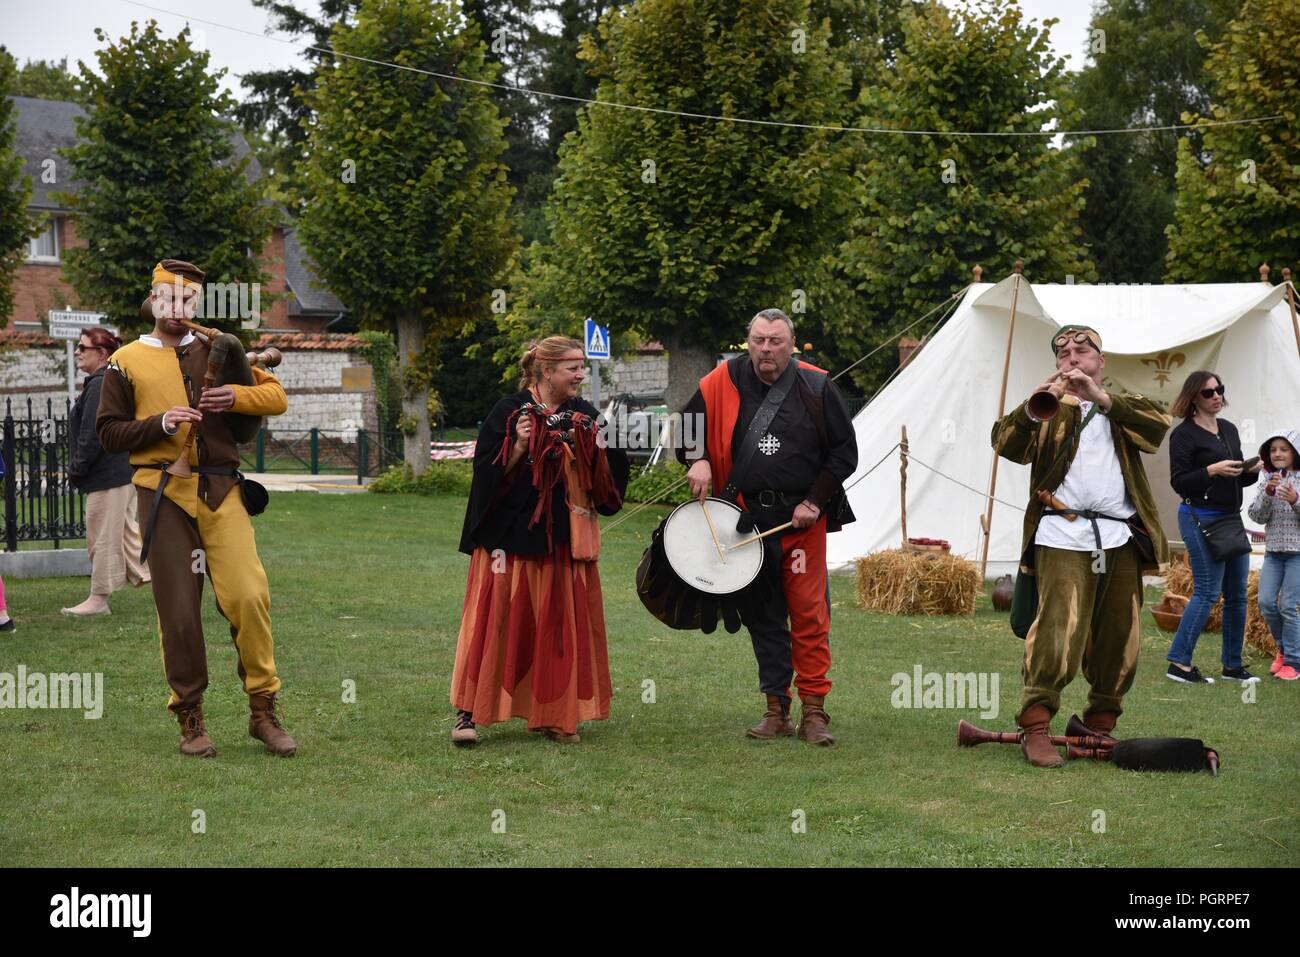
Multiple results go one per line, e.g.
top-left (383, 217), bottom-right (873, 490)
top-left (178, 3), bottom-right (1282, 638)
top-left (700, 499), bottom-right (727, 565)
top-left (728, 521), bottom-right (794, 550)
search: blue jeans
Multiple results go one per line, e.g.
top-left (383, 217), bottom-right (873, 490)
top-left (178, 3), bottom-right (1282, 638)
top-left (1258, 552), bottom-right (1300, 667)
top-left (1168, 508), bottom-right (1250, 669)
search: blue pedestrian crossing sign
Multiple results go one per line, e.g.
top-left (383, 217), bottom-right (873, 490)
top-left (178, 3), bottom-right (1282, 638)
top-left (584, 318), bottom-right (610, 360)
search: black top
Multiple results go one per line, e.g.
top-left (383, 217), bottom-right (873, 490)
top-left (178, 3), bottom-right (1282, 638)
top-left (69, 367), bottom-right (133, 494)
top-left (1169, 417), bottom-right (1256, 512)
top-left (676, 356), bottom-right (858, 528)
top-left (459, 390), bottom-right (630, 557)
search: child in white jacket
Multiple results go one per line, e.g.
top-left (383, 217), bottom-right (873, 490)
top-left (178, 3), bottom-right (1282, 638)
top-left (1248, 429), bottom-right (1300, 680)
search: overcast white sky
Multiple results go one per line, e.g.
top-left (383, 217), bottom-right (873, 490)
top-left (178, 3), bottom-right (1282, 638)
top-left (2, 0), bottom-right (1098, 102)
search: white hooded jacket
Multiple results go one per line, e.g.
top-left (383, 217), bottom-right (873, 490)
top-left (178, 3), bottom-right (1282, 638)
top-left (1247, 429), bottom-right (1300, 553)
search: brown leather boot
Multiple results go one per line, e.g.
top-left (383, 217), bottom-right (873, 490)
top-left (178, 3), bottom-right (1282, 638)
top-left (1017, 704), bottom-right (1063, 768)
top-left (248, 693), bottom-right (297, 756)
top-left (797, 694), bottom-right (835, 746)
top-left (1079, 710), bottom-right (1118, 744)
top-left (176, 706), bottom-right (216, 758)
top-left (746, 695), bottom-right (795, 739)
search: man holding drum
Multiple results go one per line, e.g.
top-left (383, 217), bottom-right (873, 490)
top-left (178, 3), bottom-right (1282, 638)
top-left (676, 309), bottom-right (857, 745)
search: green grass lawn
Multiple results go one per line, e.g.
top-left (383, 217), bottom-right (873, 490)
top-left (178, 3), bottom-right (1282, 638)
top-left (1, 492), bottom-right (1295, 867)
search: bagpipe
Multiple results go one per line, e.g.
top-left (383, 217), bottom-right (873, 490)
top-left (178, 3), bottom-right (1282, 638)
top-left (957, 715), bottom-right (1220, 775)
top-left (495, 401), bottom-right (621, 559)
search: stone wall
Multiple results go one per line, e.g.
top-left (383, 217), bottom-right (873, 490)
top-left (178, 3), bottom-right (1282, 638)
top-left (581, 350), bottom-right (668, 405)
top-left (0, 338), bottom-right (377, 437)
top-left (268, 349), bottom-right (378, 436)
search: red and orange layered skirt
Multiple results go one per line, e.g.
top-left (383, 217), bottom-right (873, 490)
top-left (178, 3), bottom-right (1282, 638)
top-left (450, 543), bottom-right (612, 735)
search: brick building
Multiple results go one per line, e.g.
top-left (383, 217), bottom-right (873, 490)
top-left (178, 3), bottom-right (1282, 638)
top-left (3, 95), bottom-right (373, 434)
top-left (6, 95), bottom-right (347, 334)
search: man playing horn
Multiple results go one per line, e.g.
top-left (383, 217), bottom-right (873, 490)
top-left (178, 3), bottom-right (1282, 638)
top-left (676, 309), bottom-right (857, 744)
top-left (991, 324), bottom-right (1172, 767)
top-left (97, 259), bottom-right (296, 758)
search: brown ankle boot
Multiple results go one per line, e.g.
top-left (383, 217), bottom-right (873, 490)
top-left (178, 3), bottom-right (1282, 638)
top-left (797, 694), bottom-right (835, 746)
top-left (1080, 710), bottom-right (1118, 744)
top-left (176, 706), bottom-right (216, 758)
top-left (248, 693), bottom-right (297, 756)
top-left (1018, 704), bottom-right (1063, 768)
top-left (746, 695), bottom-right (795, 739)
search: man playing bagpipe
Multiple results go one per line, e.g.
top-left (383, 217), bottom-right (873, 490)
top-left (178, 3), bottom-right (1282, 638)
top-left (675, 309), bottom-right (858, 745)
top-left (97, 259), bottom-right (296, 758)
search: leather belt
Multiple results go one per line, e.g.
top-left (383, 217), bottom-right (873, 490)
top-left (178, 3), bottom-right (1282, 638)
top-left (133, 463), bottom-right (239, 563)
top-left (1041, 507), bottom-right (1131, 554)
top-left (754, 489), bottom-right (799, 508)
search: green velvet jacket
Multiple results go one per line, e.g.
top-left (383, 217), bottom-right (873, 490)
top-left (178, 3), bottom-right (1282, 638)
top-left (990, 392), bottom-right (1174, 575)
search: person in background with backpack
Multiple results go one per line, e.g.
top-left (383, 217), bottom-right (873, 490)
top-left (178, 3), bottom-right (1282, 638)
top-left (1248, 430), bottom-right (1300, 681)
top-left (677, 308), bottom-right (858, 746)
top-left (991, 325), bottom-right (1171, 767)
top-left (63, 326), bottom-right (149, 617)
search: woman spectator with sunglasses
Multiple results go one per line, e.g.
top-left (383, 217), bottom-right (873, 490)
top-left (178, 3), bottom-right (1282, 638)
top-left (1167, 370), bottom-right (1264, 683)
top-left (63, 327), bottom-right (149, 616)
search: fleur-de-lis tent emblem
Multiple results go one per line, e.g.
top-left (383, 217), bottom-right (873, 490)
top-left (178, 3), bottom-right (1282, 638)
top-left (1141, 350), bottom-right (1186, 386)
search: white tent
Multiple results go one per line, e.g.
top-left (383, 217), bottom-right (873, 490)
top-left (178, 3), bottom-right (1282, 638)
top-left (827, 276), bottom-right (1300, 578)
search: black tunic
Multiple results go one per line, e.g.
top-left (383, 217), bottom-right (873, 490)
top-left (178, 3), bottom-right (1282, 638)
top-left (676, 356), bottom-right (858, 530)
top-left (459, 390), bottom-right (630, 557)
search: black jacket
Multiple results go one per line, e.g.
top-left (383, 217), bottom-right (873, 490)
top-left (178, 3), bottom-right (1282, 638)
top-left (676, 356), bottom-right (858, 532)
top-left (69, 367), bottom-right (133, 494)
top-left (459, 391), bottom-right (630, 557)
top-left (1169, 417), bottom-right (1256, 512)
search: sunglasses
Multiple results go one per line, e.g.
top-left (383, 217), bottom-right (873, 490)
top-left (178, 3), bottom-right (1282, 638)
top-left (1198, 384), bottom-right (1226, 399)
top-left (73, 344), bottom-right (101, 354)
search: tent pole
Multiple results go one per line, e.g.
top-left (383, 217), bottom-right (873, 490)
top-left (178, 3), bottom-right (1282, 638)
top-left (980, 260), bottom-right (1023, 579)
top-left (900, 424), bottom-right (909, 548)
top-left (1283, 267), bottom-right (1300, 363)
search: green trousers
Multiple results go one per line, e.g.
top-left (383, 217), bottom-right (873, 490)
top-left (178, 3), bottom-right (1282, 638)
top-left (1020, 541), bottom-right (1143, 721)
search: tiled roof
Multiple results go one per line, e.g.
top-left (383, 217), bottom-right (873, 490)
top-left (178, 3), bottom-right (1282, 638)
top-left (11, 96), bottom-right (87, 210)
top-left (251, 332), bottom-right (366, 351)
top-left (11, 96), bottom-right (267, 208)
top-left (283, 227), bottom-right (346, 315)
top-left (0, 327), bottom-right (59, 347)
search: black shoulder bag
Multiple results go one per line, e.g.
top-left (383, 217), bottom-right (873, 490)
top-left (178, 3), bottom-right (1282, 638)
top-left (1181, 499), bottom-right (1249, 561)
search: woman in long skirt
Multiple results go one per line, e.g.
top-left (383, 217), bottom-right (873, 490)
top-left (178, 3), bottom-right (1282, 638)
top-left (450, 336), bottom-right (628, 745)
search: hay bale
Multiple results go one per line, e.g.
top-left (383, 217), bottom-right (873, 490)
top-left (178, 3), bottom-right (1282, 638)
top-left (855, 548), bottom-right (980, 616)
top-left (1161, 555), bottom-right (1279, 656)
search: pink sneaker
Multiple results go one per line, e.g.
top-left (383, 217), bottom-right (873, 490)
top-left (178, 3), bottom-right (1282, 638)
top-left (1276, 665), bottom-right (1299, 681)
top-left (1270, 654), bottom-right (1285, 675)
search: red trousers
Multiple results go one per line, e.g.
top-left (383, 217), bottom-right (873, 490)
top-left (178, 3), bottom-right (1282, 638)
top-left (740, 515), bottom-right (832, 700)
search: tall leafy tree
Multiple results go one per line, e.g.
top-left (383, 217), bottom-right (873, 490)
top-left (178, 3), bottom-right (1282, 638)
top-left (237, 0), bottom-right (362, 214)
top-left (8, 54), bottom-right (88, 105)
top-left (516, 0), bottom-right (858, 411)
top-left (297, 0), bottom-right (518, 473)
top-left (1165, 0), bottom-right (1299, 282)
top-left (836, 0), bottom-right (1095, 392)
top-left (0, 49), bottom-right (36, 326)
top-left (56, 22), bottom-right (277, 332)
top-left (1069, 0), bottom-right (1239, 283)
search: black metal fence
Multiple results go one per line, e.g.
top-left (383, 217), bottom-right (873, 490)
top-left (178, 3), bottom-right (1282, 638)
top-left (3, 397), bottom-right (86, 551)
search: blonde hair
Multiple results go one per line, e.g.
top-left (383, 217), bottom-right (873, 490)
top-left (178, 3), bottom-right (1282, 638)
top-left (519, 336), bottom-right (584, 388)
